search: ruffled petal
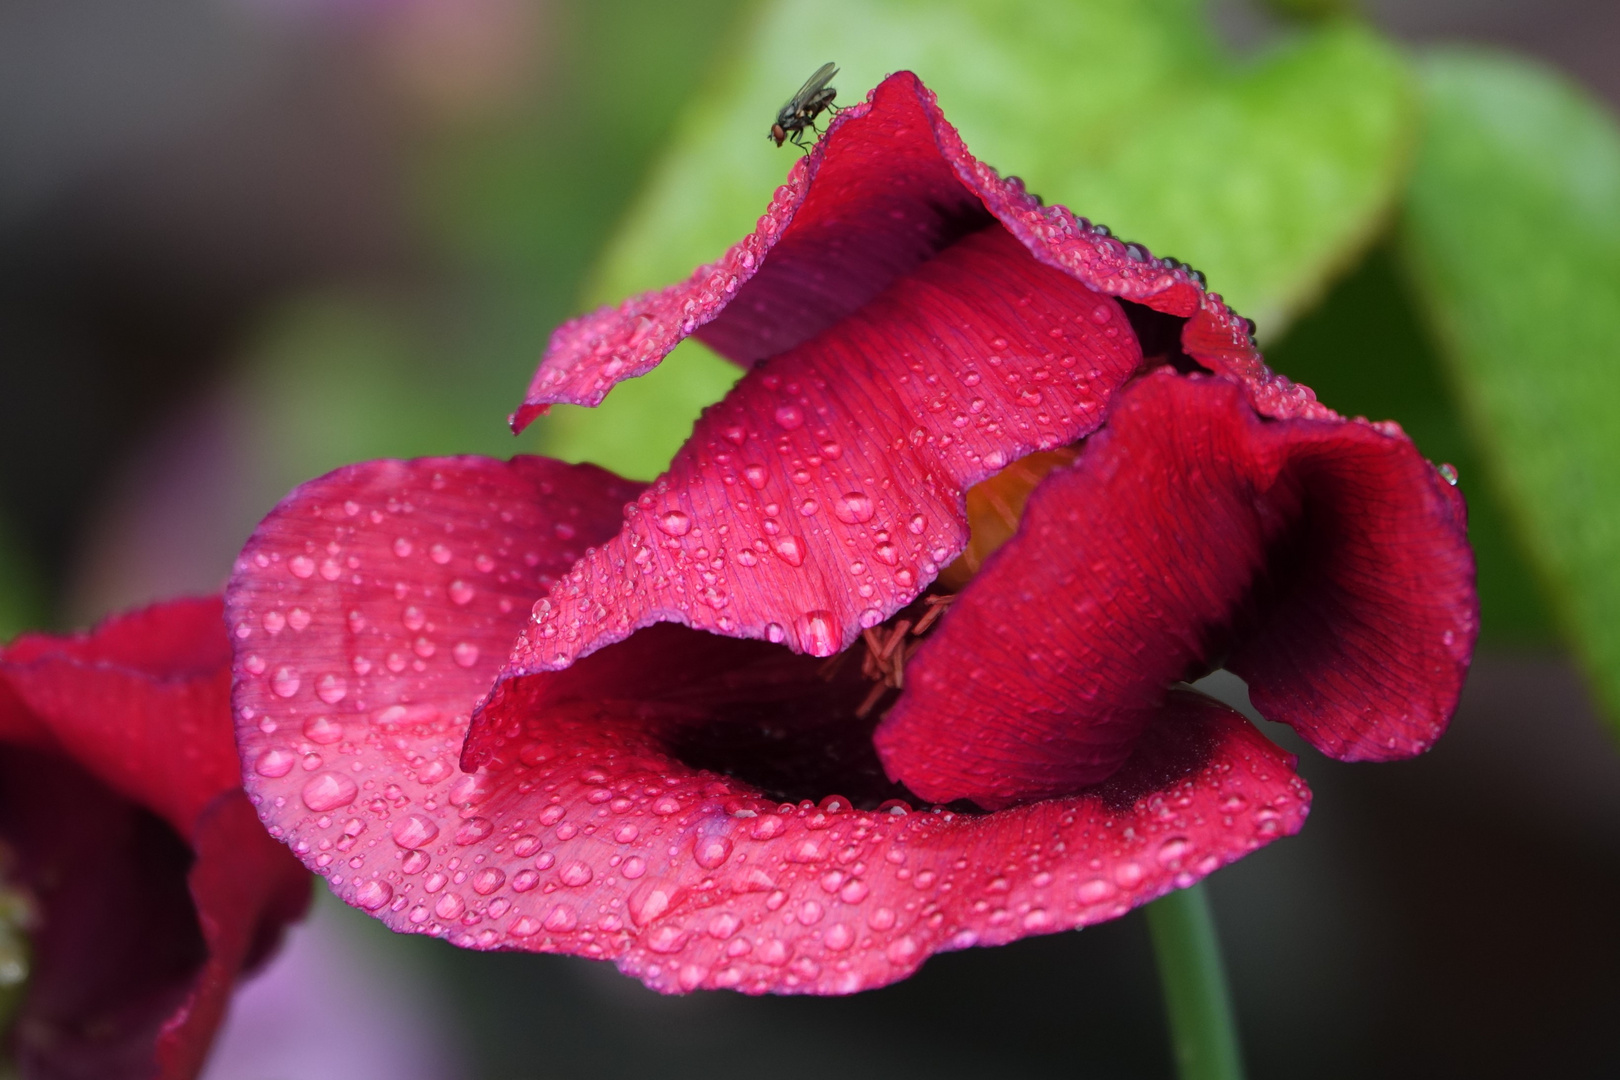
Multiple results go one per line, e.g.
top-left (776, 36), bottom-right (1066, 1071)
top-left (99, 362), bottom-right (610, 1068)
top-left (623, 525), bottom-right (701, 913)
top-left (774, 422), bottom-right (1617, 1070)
top-left (507, 224), bottom-right (1142, 691)
top-left (0, 598), bottom-right (238, 838)
top-left (229, 448), bottom-right (1308, 995)
top-left (0, 600), bottom-right (312, 1080)
top-left (878, 372), bottom-right (1476, 807)
top-left (515, 70), bottom-right (1269, 429)
top-left (154, 792), bottom-right (311, 1080)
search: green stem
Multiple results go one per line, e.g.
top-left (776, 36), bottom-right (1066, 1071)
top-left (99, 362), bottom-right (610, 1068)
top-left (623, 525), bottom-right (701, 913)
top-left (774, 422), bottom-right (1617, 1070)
top-left (1145, 884), bottom-right (1246, 1080)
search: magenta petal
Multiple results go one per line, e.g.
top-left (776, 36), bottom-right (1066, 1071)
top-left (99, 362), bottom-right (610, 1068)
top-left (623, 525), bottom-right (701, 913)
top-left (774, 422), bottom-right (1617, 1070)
top-left (1, 597), bottom-right (239, 838)
top-left (508, 225), bottom-right (1143, 686)
top-left (229, 446), bottom-right (1307, 994)
top-left (514, 70), bottom-right (1219, 430)
top-left (879, 372), bottom-right (1476, 807)
top-left (0, 594), bottom-right (311, 1080)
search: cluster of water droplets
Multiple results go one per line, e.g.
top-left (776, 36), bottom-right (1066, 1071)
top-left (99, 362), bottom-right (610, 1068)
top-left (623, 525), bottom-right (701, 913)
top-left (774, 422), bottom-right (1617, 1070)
top-left (518, 227), bottom-right (1144, 677)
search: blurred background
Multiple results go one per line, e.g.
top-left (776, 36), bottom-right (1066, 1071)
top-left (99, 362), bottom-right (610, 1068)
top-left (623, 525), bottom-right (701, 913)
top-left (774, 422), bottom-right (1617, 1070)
top-left (2, 0), bottom-right (1617, 1076)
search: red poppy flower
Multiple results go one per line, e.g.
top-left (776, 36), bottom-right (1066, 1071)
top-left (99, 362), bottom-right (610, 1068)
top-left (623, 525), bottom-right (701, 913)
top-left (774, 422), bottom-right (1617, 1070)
top-left (226, 72), bottom-right (1474, 995)
top-left (0, 598), bottom-right (311, 1079)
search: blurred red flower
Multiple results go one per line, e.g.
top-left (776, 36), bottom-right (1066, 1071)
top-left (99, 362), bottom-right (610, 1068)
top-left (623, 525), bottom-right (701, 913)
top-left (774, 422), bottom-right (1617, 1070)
top-left (0, 598), bottom-right (310, 1080)
top-left (227, 72), bottom-right (1474, 995)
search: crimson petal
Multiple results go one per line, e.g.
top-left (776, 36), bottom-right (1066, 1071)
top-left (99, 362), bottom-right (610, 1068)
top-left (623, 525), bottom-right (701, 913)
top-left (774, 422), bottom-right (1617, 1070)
top-left (0, 600), bottom-right (311, 1080)
top-left (878, 372), bottom-right (1476, 808)
top-left (228, 455), bottom-right (1309, 993)
top-left (515, 71), bottom-right (1301, 427)
top-left (1, 598), bottom-right (237, 838)
top-left (511, 223), bottom-right (1141, 690)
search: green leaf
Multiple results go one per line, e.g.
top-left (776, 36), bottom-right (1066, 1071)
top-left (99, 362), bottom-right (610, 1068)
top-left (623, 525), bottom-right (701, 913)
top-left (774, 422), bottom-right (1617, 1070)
top-left (1399, 50), bottom-right (1620, 717)
top-left (588, 0), bottom-right (1414, 337)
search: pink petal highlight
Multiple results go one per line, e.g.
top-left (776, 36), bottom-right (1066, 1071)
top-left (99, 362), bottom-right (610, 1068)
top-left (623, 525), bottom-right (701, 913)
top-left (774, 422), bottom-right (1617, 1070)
top-left (879, 373), bottom-right (1476, 807)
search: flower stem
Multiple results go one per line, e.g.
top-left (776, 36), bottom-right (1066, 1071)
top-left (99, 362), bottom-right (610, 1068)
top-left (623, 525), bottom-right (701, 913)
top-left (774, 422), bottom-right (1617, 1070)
top-left (1145, 884), bottom-right (1246, 1080)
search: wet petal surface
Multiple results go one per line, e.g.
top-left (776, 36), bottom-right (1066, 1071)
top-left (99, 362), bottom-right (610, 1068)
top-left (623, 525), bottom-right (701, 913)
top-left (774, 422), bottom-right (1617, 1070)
top-left (508, 225), bottom-right (1142, 688)
top-left (229, 452), bottom-right (1309, 994)
top-left (879, 373), bottom-right (1476, 807)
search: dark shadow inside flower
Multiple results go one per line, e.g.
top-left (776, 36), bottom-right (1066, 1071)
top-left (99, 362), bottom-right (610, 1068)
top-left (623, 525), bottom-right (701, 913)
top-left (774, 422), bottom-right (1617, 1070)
top-left (0, 748), bottom-right (206, 1079)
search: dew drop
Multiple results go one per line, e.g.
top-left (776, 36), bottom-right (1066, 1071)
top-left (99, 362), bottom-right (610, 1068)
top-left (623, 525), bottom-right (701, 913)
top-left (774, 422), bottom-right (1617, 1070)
top-left (694, 836), bottom-right (733, 869)
top-left (774, 405), bottom-right (804, 430)
top-left (452, 642), bottom-right (480, 668)
top-left (392, 814), bottom-right (440, 849)
top-left (301, 772), bottom-right (358, 812)
top-left (834, 492), bottom-right (875, 524)
top-left (772, 536), bottom-right (805, 566)
top-left (796, 611), bottom-right (841, 657)
top-left (657, 510), bottom-right (692, 536)
top-left (354, 880), bottom-right (392, 910)
top-left (271, 667), bottom-right (301, 698)
top-left (304, 715), bottom-right (343, 745)
top-left (315, 673), bottom-right (348, 704)
top-left (254, 748), bottom-right (296, 778)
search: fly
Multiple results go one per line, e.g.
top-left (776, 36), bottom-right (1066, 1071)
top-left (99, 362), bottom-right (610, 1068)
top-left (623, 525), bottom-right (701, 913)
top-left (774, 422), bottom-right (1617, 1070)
top-left (770, 62), bottom-right (839, 150)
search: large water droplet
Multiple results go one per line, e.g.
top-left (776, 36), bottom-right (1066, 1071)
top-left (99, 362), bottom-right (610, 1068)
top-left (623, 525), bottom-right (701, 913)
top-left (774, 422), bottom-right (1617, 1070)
top-left (834, 492), bottom-right (875, 524)
top-left (773, 536), bottom-right (805, 566)
top-left (796, 611), bottom-right (841, 656)
top-left (657, 510), bottom-right (692, 536)
top-left (392, 814), bottom-right (440, 849)
top-left (694, 836), bottom-right (733, 869)
top-left (301, 772), bottom-right (358, 811)
top-left (254, 748), bottom-right (295, 777)
top-left (354, 879), bottom-right (392, 910)
top-left (315, 673), bottom-right (348, 704)
top-left (271, 667), bottom-right (301, 698)
top-left (774, 405), bottom-right (804, 430)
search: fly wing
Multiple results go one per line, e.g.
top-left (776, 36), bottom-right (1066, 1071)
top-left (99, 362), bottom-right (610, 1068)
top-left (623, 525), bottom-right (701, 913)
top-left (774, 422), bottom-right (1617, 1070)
top-left (793, 62), bottom-right (838, 108)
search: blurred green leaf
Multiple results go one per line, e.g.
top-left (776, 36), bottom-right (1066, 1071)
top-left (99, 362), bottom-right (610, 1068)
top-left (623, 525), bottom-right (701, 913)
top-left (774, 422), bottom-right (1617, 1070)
top-left (1265, 246), bottom-right (1554, 643)
top-left (1399, 50), bottom-right (1620, 715)
top-left (590, 0), bottom-right (1414, 338)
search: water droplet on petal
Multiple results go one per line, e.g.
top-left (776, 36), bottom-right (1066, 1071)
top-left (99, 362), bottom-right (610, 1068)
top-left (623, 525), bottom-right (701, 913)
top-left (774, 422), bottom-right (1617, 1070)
top-left (657, 510), bottom-right (692, 536)
top-left (316, 673), bottom-right (348, 704)
top-left (271, 667), bottom-right (301, 698)
top-left (392, 814), bottom-right (440, 849)
top-left (301, 772), bottom-right (358, 811)
top-left (694, 836), bottom-right (733, 869)
top-left (254, 748), bottom-right (296, 777)
top-left (354, 880), bottom-right (392, 910)
top-left (834, 492), bottom-right (875, 524)
top-left (796, 611), bottom-right (841, 656)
